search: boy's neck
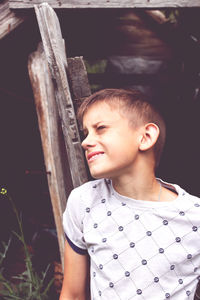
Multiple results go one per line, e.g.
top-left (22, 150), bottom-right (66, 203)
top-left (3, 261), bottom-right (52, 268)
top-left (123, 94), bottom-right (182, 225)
top-left (112, 169), bottom-right (177, 202)
top-left (112, 172), bottom-right (160, 202)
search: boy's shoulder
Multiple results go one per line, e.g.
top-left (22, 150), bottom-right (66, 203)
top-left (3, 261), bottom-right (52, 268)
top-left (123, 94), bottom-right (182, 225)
top-left (69, 178), bottom-right (111, 205)
top-left (65, 179), bottom-right (112, 219)
top-left (73, 178), bottom-right (110, 193)
top-left (160, 178), bottom-right (200, 206)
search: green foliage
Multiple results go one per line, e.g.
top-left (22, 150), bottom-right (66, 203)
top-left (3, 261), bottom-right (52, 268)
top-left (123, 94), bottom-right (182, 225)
top-left (84, 59), bottom-right (107, 92)
top-left (0, 188), bottom-right (54, 300)
top-left (84, 59), bottom-right (107, 74)
top-left (161, 9), bottom-right (180, 24)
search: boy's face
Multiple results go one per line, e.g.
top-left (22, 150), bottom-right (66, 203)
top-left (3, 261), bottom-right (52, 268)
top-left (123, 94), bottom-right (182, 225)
top-left (82, 101), bottom-right (143, 180)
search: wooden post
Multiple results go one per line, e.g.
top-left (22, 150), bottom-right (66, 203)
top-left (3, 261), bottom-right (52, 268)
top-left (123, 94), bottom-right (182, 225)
top-left (34, 2), bottom-right (88, 188)
top-left (28, 43), bottom-right (91, 268)
top-left (28, 44), bottom-right (69, 268)
top-left (28, 3), bottom-right (91, 268)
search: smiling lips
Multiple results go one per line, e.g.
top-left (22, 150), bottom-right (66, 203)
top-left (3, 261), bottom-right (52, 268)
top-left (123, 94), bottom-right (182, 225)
top-left (87, 151), bottom-right (104, 162)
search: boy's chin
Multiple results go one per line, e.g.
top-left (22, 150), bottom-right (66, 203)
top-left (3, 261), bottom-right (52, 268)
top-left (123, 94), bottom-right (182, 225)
top-left (91, 174), bottom-right (105, 180)
top-left (90, 171), bottom-right (108, 180)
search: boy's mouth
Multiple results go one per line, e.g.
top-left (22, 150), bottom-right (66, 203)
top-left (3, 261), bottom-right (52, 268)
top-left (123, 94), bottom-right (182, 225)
top-left (87, 151), bottom-right (104, 162)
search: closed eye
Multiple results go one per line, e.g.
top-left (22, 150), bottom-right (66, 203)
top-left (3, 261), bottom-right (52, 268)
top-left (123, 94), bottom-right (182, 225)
top-left (97, 125), bottom-right (106, 131)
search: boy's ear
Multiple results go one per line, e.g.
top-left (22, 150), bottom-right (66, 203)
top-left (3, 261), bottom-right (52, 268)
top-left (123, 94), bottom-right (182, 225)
top-left (139, 123), bottom-right (160, 151)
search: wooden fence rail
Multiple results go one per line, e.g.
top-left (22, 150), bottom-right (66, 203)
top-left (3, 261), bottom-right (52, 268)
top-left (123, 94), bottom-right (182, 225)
top-left (9, 0), bottom-right (200, 9)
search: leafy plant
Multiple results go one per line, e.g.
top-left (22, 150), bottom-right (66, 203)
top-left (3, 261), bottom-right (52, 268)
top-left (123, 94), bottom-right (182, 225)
top-left (161, 9), bottom-right (180, 24)
top-left (84, 59), bottom-right (107, 74)
top-left (0, 188), bottom-right (54, 300)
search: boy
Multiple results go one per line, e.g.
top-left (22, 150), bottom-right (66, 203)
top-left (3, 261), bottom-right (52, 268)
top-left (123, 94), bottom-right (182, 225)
top-left (60, 89), bottom-right (200, 300)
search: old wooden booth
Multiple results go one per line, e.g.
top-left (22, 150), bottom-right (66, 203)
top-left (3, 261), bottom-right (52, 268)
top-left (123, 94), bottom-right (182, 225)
top-left (1, 2), bottom-right (200, 295)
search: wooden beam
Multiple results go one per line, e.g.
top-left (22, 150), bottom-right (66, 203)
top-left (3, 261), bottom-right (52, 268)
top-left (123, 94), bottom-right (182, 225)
top-left (29, 2), bottom-right (91, 269)
top-left (28, 44), bottom-right (91, 269)
top-left (9, 0), bottom-right (200, 9)
top-left (28, 43), bottom-right (70, 268)
top-left (0, 0), bottom-right (25, 40)
top-left (34, 2), bottom-right (88, 188)
top-left (67, 57), bottom-right (92, 111)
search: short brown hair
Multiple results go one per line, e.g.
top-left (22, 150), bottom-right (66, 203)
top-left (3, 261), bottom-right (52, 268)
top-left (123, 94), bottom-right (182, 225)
top-left (77, 88), bottom-right (166, 168)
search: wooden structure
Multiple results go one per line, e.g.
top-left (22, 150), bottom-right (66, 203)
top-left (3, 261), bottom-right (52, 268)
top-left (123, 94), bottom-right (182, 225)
top-left (28, 3), bottom-right (91, 266)
top-left (0, 0), bottom-right (25, 40)
top-left (1, 0), bottom-right (200, 271)
top-left (8, 0), bottom-right (200, 9)
top-left (1, 0), bottom-right (200, 42)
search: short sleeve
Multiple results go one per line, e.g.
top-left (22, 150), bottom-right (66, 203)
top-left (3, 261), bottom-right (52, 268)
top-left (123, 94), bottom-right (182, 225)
top-left (63, 189), bottom-right (87, 255)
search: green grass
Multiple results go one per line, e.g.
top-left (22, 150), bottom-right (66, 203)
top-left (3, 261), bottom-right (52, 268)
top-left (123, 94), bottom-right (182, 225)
top-left (0, 188), bottom-right (54, 300)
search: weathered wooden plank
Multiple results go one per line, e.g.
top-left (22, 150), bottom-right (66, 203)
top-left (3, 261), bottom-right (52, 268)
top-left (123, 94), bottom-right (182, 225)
top-left (28, 43), bottom-right (72, 268)
top-left (67, 57), bottom-right (91, 111)
top-left (28, 50), bottom-right (91, 269)
top-left (9, 0), bottom-right (200, 9)
top-left (0, 0), bottom-right (25, 40)
top-left (34, 2), bottom-right (88, 188)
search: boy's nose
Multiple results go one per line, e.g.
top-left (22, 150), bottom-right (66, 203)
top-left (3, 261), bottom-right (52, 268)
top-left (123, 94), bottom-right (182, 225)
top-left (81, 134), bottom-right (96, 150)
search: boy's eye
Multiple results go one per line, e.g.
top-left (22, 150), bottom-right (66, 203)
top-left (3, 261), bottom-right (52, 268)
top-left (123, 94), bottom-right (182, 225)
top-left (97, 125), bottom-right (106, 131)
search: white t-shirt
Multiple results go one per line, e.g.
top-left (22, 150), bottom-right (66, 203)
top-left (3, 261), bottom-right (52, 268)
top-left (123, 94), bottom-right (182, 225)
top-left (63, 178), bottom-right (200, 300)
